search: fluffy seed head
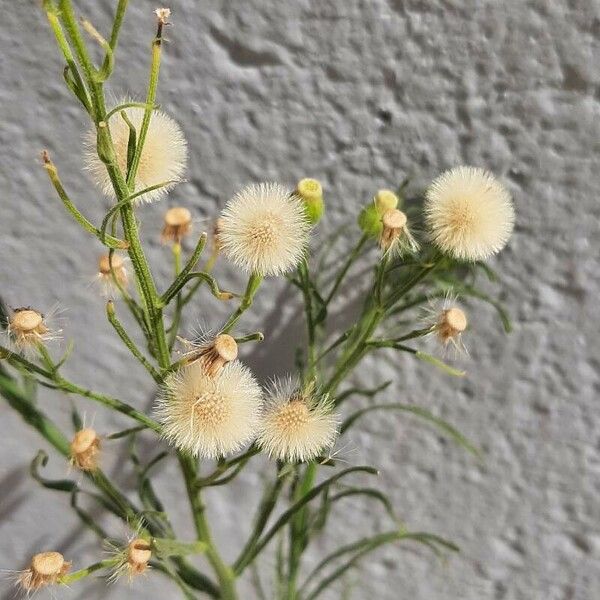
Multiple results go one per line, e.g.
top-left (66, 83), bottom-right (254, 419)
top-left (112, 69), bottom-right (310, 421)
top-left (8, 307), bottom-right (59, 351)
top-left (84, 102), bottom-right (187, 203)
top-left (18, 551), bottom-right (70, 592)
top-left (218, 183), bottom-right (310, 276)
top-left (156, 361), bottom-right (262, 458)
top-left (424, 166), bottom-right (514, 261)
top-left (161, 207), bottom-right (192, 244)
top-left (257, 379), bottom-right (339, 463)
top-left (70, 428), bottom-right (101, 471)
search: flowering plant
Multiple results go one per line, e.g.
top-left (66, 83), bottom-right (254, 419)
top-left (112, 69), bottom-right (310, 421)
top-left (0, 3), bottom-right (515, 599)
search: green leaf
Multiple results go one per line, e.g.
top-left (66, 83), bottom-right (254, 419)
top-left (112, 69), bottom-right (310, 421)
top-left (233, 465), bottom-right (378, 574)
top-left (340, 403), bottom-right (481, 459)
top-left (30, 450), bottom-right (76, 492)
top-left (335, 381), bottom-right (392, 405)
top-left (106, 425), bottom-right (147, 439)
top-left (415, 351), bottom-right (466, 377)
top-left (71, 401), bottom-right (83, 431)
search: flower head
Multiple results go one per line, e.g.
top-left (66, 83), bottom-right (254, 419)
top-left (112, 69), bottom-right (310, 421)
top-left (218, 183), bottom-right (310, 276)
top-left (7, 307), bottom-right (60, 352)
top-left (70, 428), bottom-right (101, 471)
top-left (296, 178), bottom-right (324, 224)
top-left (180, 333), bottom-right (239, 375)
top-left (84, 102), bottom-right (187, 203)
top-left (379, 208), bottom-right (419, 256)
top-left (257, 379), bottom-right (339, 463)
top-left (17, 552), bottom-right (70, 592)
top-left (161, 206), bottom-right (192, 244)
top-left (424, 166), bottom-right (514, 261)
top-left (156, 361), bottom-right (262, 458)
top-left (96, 253), bottom-right (129, 295)
top-left (107, 537), bottom-right (152, 582)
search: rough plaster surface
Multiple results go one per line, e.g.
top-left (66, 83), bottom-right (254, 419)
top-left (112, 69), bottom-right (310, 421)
top-left (1, 1), bottom-right (599, 599)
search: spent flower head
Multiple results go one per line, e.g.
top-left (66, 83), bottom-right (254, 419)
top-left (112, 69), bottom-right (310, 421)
top-left (423, 294), bottom-right (469, 356)
top-left (156, 361), bottom-right (262, 459)
top-left (70, 427), bottom-right (101, 472)
top-left (16, 551), bottom-right (70, 593)
top-left (257, 379), bottom-right (339, 463)
top-left (218, 183), bottom-right (310, 276)
top-left (84, 101), bottom-right (187, 203)
top-left (161, 206), bottom-right (193, 244)
top-left (424, 166), bottom-right (514, 261)
top-left (96, 253), bottom-right (129, 296)
top-left (7, 306), bottom-right (61, 352)
top-left (379, 208), bottom-right (419, 257)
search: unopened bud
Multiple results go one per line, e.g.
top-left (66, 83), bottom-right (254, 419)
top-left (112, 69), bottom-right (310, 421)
top-left (296, 178), bottom-right (324, 225)
top-left (374, 189), bottom-right (399, 214)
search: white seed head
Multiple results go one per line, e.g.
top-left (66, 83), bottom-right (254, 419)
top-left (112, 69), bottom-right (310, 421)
top-left (257, 378), bottom-right (339, 463)
top-left (425, 166), bottom-right (514, 261)
top-left (8, 307), bottom-right (59, 351)
top-left (18, 551), bottom-right (70, 591)
top-left (84, 102), bottom-right (187, 203)
top-left (70, 428), bottom-right (101, 471)
top-left (218, 183), bottom-right (310, 276)
top-left (156, 361), bottom-right (262, 459)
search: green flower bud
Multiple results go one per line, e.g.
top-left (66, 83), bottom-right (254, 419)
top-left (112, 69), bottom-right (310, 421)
top-left (358, 204), bottom-right (383, 237)
top-left (374, 189), bottom-right (399, 213)
top-left (296, 178), bottom-right (324, 225)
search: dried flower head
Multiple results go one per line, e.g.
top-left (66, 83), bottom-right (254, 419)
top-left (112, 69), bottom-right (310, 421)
top-left (156, 361), bottom-right (262, 458)
top-left (257, 379), bottom-right (339, 463)
top-left (84, 102), bottom-right (187, 203)
top-left (379, 208), bottom-right (419, 256)
top-left (424, 166), bottom-right (514, 261)
top-left (218, 183), bottom-right (310, 276)
top-left (423, 294), bottom-right (468, 356)
top-left (181, 333), bottom-right (238, 376)
top-left (96, 253), bottom-right (129, 295)
top-left (7, 307), bottom-right (60, 351)
top-left (108, 538), bottom-right (152, 582)
top-left (161, 207), bottom-right (192, 244)
top-left (17, 551), bottom-right (70, 592)
top-left (70, 428), bottom-right (101, 471)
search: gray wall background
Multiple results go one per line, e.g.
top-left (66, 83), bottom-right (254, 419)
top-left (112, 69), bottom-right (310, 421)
top-left (1, 1), bottom-right (598, 599)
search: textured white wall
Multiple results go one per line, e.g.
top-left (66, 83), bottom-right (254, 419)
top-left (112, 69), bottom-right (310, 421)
top-left (1, 1), bottom-right (599, 599)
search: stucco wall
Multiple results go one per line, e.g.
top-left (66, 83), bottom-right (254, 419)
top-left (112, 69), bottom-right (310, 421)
top-left (1, 1), bottom-right (598, 599)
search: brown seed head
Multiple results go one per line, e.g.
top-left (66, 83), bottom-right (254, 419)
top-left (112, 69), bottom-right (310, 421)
top-left (20, 551), bottom-right (70, 591)
top-left (162, 207), bottom-right (192, 243)
top-left (127, 539), bottom-right (152, 575)
top-left (98, 254), bottom-right (125, 275)
top-left (437, 307), bottom-right (468, 344)
top-left (379, 209), bottom-right (407, 250)
top-left (186, 334), bottom-right (238, 376)
top-left (70, 428), bottom-right (101, 471)
top-left (11, 309), bottom-right (44, 333)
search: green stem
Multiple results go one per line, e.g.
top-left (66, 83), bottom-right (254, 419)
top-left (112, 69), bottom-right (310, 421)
top-left (60, 559), bottom-right (119, 584)
top-left (325, 233), bottom-right (368, 305)
top-left (179, 454), bottom-right (238, 599)
top-left (106, 301), bottom-right (162, 383)
top-left (221, 273), bottom-right (263, 333)
top-left (161, 271), bottom-right (233, 307)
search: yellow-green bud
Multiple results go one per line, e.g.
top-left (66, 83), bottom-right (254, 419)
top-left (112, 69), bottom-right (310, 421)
top-left (358, 204), bottom-right (383, 237)
top-left (296, 178), bottom-right (324, 225)
top-left (374, 189), bottom-right (399, 214)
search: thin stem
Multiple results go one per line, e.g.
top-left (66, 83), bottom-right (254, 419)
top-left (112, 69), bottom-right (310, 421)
top-left (60, 558), bottom-right (119, 584)
top-left (42, 153), bottom-right (127, 249)
top-left (298, 258), bottom-right (317, 380)
top-left (160, 271), bottom-right (233, 307)
top-left (181, 246), bottom-right (219, 306)
top-left (221, 273), bottom-right (262, 333)
top-left (106, 301), bottom-right (162, 383)
top-left (325, 233), bottom-right (368, 305)
top-left (179, 454), bottom-right (238, 599)
top-left (168, 242), bottom-right (183, 350)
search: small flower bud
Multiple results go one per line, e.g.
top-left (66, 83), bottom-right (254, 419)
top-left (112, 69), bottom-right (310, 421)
top-left (374, 189), bottom-right (399, 213)
top-left (184, 333), bottom-right (238, 376)
top-left (358, 204), bottom-right (383, 237)
top-left (161, 207), bottom-right (192, 244)
top-left (70, 428), bottom-right (101, 471)
top-left (19, 551), bottom-right (70, 591)
top-left (296, 178), bottom-right (324, 225)
top-left (127, 539), bottom-right (152, 576)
